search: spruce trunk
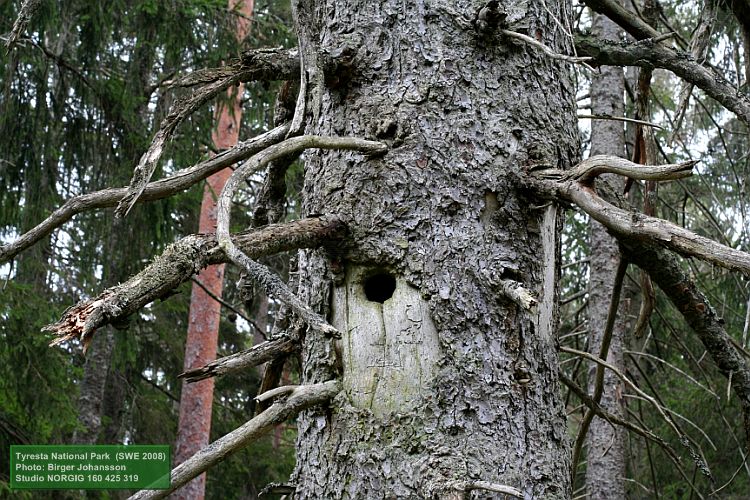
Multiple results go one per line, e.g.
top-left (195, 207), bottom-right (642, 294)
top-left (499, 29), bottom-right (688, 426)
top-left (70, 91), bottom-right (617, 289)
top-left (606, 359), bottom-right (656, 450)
top-left (291, 1), bottom-right (578, 497)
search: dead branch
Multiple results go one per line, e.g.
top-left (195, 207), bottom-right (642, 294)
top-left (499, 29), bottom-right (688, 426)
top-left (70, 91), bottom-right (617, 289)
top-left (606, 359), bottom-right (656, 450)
top-left (559, 373), bottom-right (680, 462)
top-left (169, 47), bottom-right (298, 88)
top-left (179, 334), bottom-right (297, 382)
top-left (621, 240), bottom-right (750, 453)
top-left (561, 347), bottom-right (686, 444)
top-left (0, 124), bottom-right (289, 264)
top-left (571, 257), bottom-right (628, 482)
top-left (528, 158), bottom-right (750, 275)
top-left (115, 74), bottom-right (248, 217)
top-left (113, 47), bottom-right (299, 218)
top-left (500, 29), bottom-right (594, 66)
top-left (561, 155), bottom-right (697, 184)
top-left (460, 481), bottom-right (522, 497)
top-left (582, 0), bottom-right (660, 40)
top-left (575, 32), bottom-right (750, 126)
top-left (255, 385), bottom-right (296, 404)
top-left (497, 279), bottom-right (537, 311)
top-left (578, 113), bottom-right (664, 130)
top-left (128, 380), bottom-right (341, 500)
top-left (4, 0), bottom-right (41, 53)
top-left (215, 135), bottom-right (387, 338)
top-left (44, 216), bottom-right (346, 351)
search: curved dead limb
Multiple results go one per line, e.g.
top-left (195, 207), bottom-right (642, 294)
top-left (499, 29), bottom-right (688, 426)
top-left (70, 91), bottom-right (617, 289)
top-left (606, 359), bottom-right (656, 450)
top-left (255, 384), bottom-right (296, 404)
top-left (576, 33), bottom-right (750, 126)
top-left (44, 216), bottom-right (345, 352)
top-left (527, 159), bottom-right (750, 275)
top-left (0, 124), bottom-right (289, 264)
top-left (179, 333), bottom-right (298, 382)
top-left (128, 380), bottom-right (341, 500)
top-left (562, 155), bottom-right (697, 184)
top-left (215, 135), bottom-right (387, 338)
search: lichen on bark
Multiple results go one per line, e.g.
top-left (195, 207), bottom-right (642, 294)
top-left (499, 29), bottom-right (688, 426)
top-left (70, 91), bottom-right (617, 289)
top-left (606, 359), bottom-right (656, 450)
top-left (289, 0), bottom-right (580, 497)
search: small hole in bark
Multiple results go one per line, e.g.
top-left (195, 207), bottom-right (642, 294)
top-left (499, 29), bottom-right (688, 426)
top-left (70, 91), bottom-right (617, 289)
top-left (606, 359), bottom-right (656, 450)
top-left (364, 273), bottom-right (396, 303)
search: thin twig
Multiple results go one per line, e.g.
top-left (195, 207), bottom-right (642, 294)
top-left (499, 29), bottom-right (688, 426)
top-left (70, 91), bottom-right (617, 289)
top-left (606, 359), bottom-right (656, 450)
top-left (577, 113), bottom-right (664, 129)
top-left (0, 124), bottom-right (290, 264)
top-left (560, 373), bottom-right (680, 463)
top-left (190, 277), bottom-right (263, 335)
top-left (501, 29), bottom-right (594, 67)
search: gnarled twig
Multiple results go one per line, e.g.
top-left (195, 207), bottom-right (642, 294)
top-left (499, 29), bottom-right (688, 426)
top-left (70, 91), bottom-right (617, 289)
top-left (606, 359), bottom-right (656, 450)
top-left (215, 135), bottom-right (387, 338)
top-left (128, 380), bottom-right (341, 500)
top-left (0, 124), bottom-right (289, 264)
top-left (527, 158), bottom-right (750, 275)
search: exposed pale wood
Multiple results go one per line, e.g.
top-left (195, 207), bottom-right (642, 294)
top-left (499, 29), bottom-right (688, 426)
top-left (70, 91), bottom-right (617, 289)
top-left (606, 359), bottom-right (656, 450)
top-left (44, 216), bottom-right (346, 351)
top-left (331, 267), bottom-right (440, 417)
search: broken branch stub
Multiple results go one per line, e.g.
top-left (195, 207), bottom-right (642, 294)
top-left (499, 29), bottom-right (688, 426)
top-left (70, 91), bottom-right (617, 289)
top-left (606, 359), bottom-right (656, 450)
top-left (44, 216), bottom-right (346, 351)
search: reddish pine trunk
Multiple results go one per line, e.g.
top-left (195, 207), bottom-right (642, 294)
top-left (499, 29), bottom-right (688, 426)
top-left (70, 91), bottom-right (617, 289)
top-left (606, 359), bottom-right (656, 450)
top-left (173, 1), bottom-right (253, 498)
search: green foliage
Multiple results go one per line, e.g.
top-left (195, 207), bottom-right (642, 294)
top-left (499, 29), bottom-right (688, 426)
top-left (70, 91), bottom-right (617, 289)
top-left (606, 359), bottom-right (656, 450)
top-left (0, 0), bottom-right (297, 496)
top-left (0, 281), bottom-right (81, 484)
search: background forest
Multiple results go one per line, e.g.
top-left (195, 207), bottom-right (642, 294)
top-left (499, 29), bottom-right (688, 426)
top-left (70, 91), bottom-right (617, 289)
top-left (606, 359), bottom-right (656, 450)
top-left (0, 0), bottom-right (748, 498)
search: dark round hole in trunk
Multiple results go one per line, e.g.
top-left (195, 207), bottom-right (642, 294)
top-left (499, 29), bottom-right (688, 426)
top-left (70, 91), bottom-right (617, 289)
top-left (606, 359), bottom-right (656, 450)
top-left (364, 273), bottom-right (396, 303)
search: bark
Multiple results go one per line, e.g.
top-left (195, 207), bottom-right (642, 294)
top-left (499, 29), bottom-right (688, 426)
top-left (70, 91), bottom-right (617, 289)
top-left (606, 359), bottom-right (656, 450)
top-left (291, 1), bottom-right (578, 497)
top-left (71, 328), bottom-right (115, 444)
top-left (583, 12), bottom-right (628, 498)
top-left (174, 3), bottom-right (253, 498)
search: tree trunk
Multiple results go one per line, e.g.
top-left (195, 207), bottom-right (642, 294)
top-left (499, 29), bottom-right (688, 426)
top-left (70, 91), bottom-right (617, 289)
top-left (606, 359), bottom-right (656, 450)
top-left (583, 13), bottom-right (629, 499)
top-left (173, 1), bottom-right (253, 498)
top-left (291, 1), bottom-right (578, 497)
